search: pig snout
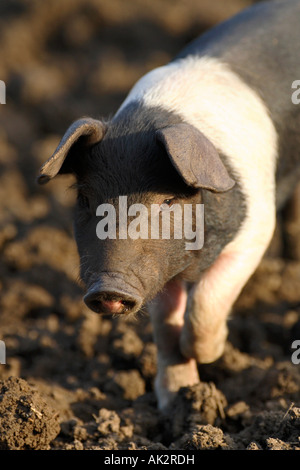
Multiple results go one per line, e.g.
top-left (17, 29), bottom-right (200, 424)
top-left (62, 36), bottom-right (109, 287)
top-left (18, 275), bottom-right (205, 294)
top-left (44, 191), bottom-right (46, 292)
top-left (84, 278), bottom-right (143, 315)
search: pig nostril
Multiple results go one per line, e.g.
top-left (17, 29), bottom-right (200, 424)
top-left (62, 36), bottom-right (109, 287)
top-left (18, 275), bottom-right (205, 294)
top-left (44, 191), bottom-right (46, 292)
top-left (83, 293), bottom-right (103, 313)
top-left (88, 299), bottom-right (102, 313)
top-left (120, 299), bottom-right (135, 311)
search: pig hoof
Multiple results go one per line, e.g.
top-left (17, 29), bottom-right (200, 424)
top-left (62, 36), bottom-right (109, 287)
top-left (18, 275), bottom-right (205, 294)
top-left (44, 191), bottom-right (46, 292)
top-left (154, 359), bottom-right (200, 410)
top-left (180, 324), bottom-right (228, 364)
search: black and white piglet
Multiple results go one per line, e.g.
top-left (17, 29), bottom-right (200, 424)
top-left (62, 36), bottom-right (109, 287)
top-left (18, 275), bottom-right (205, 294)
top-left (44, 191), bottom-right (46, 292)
top-left (38, 0), bottom-right (300, 409)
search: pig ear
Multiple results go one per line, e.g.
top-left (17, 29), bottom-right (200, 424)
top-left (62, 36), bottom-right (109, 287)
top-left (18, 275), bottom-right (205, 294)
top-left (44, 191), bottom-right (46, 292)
top-left (156, 123), bottom-right (235, 192)
top-left (37, 117), bottom-right (106, 184)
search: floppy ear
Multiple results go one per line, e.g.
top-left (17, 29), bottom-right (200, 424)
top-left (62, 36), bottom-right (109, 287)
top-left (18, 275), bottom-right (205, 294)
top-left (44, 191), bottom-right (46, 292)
top-left (37, 117), bottom-right (106, 184)
top-left (156, 123), bottom-right (235, 192)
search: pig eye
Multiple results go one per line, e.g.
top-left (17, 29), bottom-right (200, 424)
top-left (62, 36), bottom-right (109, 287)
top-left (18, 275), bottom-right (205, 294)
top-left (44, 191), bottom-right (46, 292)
top-left (160, 198), bottom-right (175, 210)
top-left (164, 198), bottom-right (175, 206)
top-left (77, 193), bottom-right (90, 210)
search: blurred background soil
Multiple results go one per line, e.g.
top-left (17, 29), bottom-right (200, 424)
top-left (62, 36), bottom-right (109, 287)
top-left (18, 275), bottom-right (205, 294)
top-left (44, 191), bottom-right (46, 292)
top-left (0, 0), bottom-right (300, 450)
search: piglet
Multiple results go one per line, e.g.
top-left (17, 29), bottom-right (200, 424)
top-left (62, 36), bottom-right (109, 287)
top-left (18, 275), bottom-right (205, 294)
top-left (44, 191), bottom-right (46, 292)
top-left (38, 0), bottom-right (300, 409)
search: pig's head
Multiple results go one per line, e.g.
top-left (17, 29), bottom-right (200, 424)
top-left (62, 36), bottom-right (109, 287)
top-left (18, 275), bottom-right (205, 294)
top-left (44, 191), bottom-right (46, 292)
top-left (38, 105), bottom-right (234, 316)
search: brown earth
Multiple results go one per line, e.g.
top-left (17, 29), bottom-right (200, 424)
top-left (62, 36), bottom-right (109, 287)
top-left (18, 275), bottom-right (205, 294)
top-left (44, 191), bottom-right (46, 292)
top-left (0, 0), bottom-right (300, 451)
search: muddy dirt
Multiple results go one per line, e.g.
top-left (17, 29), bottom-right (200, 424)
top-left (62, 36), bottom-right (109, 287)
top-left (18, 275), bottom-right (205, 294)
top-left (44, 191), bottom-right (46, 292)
top-left (1, 0), bottom-right (300, 451)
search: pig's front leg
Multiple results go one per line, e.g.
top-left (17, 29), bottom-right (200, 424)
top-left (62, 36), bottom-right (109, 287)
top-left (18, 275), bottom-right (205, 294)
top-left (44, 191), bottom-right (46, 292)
top-left (149, 279), bottom-right (200, 410)
top-left (180, 213), bottom-right (276, 364)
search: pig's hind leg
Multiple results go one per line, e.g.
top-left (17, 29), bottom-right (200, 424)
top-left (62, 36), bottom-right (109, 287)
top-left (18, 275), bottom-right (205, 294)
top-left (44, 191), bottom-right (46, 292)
top-left (149, 279), bottom-right (200, 410)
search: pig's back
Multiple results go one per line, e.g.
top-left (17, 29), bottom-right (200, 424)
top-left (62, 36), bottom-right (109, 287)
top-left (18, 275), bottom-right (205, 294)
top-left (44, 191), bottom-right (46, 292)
top-left (175, 0), bottom-right (300, 205)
